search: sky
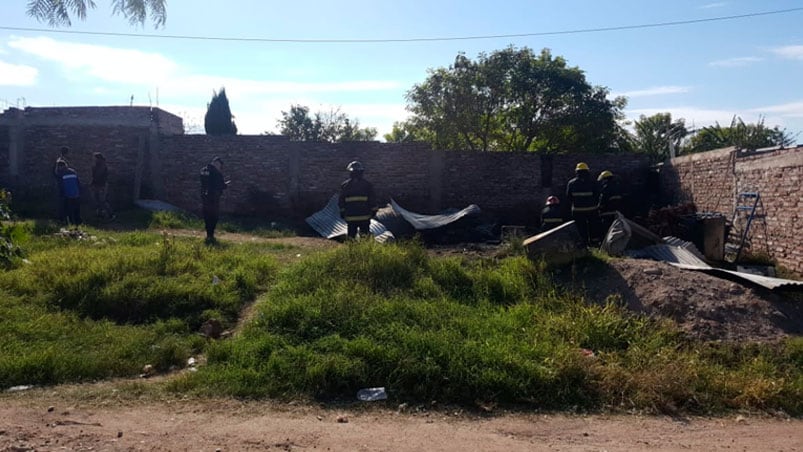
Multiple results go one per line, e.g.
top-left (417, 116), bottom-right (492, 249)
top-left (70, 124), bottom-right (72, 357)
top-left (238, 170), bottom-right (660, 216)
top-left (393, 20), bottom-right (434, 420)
top-left (1, 1), bottom-right (802, 141)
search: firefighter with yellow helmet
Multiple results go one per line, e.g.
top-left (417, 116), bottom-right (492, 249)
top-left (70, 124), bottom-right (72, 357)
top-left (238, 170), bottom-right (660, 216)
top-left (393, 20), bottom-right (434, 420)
top-left (566, 162), bottom-right (600, 246)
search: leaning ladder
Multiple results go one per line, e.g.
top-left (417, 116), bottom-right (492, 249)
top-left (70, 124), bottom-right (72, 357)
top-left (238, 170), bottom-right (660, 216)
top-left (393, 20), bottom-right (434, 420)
top-left (724, 191), bottom-right (761, 263)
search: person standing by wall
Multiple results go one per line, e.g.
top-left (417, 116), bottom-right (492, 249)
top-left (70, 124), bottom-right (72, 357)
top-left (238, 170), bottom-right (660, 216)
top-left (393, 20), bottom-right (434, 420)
top-left (55, 160), bottom-right (81, 227)
top-left (199, 157), bottom-right (228, 244)
top-left (566, 162), bottom-right (600, 246)
top-left (90, 152), bottom-right (115, 220)
top-left (338, 160), bottom-right (376, 239)
top-left (53, 146), bottom-right (70, 222)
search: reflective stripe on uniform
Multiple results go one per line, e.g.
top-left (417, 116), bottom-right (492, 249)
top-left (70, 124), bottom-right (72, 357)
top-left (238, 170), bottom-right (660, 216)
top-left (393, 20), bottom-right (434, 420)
top-left (572, 206), bottom-right (598, 212)
top-left (572, 191), bottom-right (594, 197)
top-left (345, 196), bottom-right (369, 202)
top-left (543, 218), bottom-right (563, 223)
top-left (345, 215), bottom-right (372, 222)
top-left (608, 195), bottom-right (623, 201)
top-left (600, 211), bottom-right (618, 217)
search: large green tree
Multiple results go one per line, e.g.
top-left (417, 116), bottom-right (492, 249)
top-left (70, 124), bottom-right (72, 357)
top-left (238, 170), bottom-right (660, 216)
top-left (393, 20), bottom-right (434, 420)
top-left (683, 116), bottom-right (795, 154)
top-left (404, 46), bottom-right (626, 153)
top-left (204, 88), bottom-right (237, 136)
top-left (277, 105), bottom-right (377, 142)
top-left (631, 113), bottom-right (688, 162)
top-left (26, 0), bottom-right (166, 27)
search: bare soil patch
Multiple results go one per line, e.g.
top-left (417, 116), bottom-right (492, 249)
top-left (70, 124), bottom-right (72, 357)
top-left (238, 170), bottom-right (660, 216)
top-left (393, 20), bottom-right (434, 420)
top-left (1, 393), bottom-right (800, 452)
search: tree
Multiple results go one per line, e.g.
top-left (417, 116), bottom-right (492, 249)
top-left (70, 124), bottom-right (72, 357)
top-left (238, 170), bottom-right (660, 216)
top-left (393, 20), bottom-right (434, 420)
top-left (277, 105), bottom-right (377, 142)
top-left (204, 88), bottom-right (237, 136)
top-left (684, 116), bottom-right (795, 154)
top-left (631, 113), bottom-right (688, 162)
top-left (26, 0), bottom-right (167, 27)
top-left (404, 46), bottom-right (626, 153)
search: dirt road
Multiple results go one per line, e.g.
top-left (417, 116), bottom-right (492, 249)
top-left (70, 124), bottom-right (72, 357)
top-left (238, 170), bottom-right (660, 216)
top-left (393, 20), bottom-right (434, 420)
top-left (1, 396), bottom-right (800, 451)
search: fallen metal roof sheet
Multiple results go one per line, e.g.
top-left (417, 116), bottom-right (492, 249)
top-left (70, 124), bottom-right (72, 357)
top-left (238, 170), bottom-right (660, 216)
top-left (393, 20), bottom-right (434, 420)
top-left (305, 194), bottom-right (394, 243)
top-left (390, 199), bottom-right (480, 230)
top-left (629, 238), bottom-right (803, 291)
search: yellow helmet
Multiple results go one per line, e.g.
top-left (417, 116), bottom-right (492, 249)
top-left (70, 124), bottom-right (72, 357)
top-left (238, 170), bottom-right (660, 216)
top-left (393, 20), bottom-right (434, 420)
top-left (598, 170), bottom-right (613, 181)
top-left (575, 162), bottom-right (589, 171)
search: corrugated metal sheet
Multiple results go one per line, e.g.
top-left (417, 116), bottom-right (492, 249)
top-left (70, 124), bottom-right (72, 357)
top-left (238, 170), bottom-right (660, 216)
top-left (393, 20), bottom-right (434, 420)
top-left (629, 238), bottom-right (803, 291)
top-left (305, 195), bottom-right (394, 243)
top-left (390, 199), bottom-right (481, 230)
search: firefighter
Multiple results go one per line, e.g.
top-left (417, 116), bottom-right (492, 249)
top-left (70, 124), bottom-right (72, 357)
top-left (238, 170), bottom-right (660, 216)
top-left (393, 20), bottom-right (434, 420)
top-left (199, 156), bottom-right (229, 244)
top-left (566, 162), bottom-right (600, 246)
top-left (338, 160), bottom-right (376, 239)
top-left (598, 170), bottom-right (624, 234)
top-left (540, 196), bottom-right (564, 232)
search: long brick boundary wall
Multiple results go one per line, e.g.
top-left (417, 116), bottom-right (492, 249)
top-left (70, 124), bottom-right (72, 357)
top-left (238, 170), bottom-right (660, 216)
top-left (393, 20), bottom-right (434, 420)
top-left (1, 106), bottom-right (651, 227)
top-left (661, 146), bottom-right (803, 275)
top-left (157, 136), bottom-right (651, 225)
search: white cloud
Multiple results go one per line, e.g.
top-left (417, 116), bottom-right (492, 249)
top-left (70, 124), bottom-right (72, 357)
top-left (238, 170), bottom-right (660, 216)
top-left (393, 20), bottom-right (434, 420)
top-left (8, 36), bottom-right (177, 85)
top-left (770, 45), bottom-right (803, 61)
top-left (0, 59), bottom-right (38, 86)
top-left (614, 86), bottom-right (691, 98)
top-left (7, 36), bottom-right (401, 97)
top-left (699, 2), bottom-right (727, 9)
top-left (749, 101), bottom-right (803, 118)
top-left (708, 57), bottom-right (762, 68)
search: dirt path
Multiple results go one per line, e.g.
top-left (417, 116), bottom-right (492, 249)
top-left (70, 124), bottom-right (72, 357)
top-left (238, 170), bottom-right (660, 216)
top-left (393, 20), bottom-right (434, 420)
top-left (1, 395), bottom-right (800, 452)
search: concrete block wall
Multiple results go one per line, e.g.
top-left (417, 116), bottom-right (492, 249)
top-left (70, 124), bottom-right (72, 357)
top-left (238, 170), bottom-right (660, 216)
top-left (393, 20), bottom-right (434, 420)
top-left (662, 146), bottom-right (803, 275)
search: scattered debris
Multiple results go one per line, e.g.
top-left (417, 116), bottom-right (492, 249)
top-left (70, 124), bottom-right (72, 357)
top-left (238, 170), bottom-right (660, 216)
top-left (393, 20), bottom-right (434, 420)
top-left (523, 221), bottom-right (587, 266)
top-left (6, 385), bottom-right (34, 392)
top-left (200, 319), bottom-right (223, 339)
top-left (336, 415), bottom-right (349, 423)
top-left (140, 364), bottom-right (155, 378)
top-left (357, 387), bottom-right (387, 401)
top-left (47, 406), bottom-right (54, 412)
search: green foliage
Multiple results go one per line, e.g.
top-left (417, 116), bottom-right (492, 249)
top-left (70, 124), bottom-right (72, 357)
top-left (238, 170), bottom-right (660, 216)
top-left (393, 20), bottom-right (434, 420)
top-left (174, 241), bottom-right (803, 414)
top-left (404, 46), bottom-right (626, 153)
top-left (277, 105), bottom-right (377, 142)
top-left (149, 210), bottom-right (204, 230)
top-left (630, 113), bottom-right (688, 162)
top-left (204, 87), bottom-right (238, 135)
top-left (0, 230), bottom-right (279, 387)
top-left (0, 190), bottom-right (29, 268)
top-left (26, 0), bottom-right (167, 27)
top-left (684, 116), bottom-right (795, 154)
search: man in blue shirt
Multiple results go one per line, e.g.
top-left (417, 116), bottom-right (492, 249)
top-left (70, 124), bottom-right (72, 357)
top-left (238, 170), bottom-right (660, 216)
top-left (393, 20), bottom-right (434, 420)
top-left (55, 159), bottom-right (81, 227)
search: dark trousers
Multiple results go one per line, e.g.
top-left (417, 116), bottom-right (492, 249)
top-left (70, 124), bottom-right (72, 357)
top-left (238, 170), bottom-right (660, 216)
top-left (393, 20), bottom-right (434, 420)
top-left (600, 212), bottom-right (617, 238)
top-left (572, 210), bottom-right (600, 246)
top-left (63, 197), bottom-right (82, 226)
top-left (202, 200), bottom-right (220, 239)
top-left (347, 220), bottom-right (371, 239)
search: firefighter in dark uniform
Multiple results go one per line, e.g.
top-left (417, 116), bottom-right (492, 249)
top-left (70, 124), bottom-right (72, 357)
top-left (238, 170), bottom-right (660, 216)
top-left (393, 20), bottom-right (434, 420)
top-left (339, 160), bottom-right (376, 239)
top-left (566, 162), bottom-right (600, 246)
top-left (597, 170), bottom-right (624, 235)
top-left (200, 156), bottom-right (228, 243)
top-left (540, 196), bottom-right (564, 232)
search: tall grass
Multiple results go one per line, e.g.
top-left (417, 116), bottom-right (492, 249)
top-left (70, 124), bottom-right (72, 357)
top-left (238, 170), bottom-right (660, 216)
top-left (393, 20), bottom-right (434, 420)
top-left (173, 240), bottom-right (803, 414)
top-left (0, 231), bottom-right (278, 387)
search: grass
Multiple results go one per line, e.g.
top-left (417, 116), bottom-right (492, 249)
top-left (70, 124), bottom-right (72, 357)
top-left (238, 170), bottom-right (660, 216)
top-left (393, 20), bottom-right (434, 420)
top-left (170, 240), bottom-right (803, 415)
top-left (1, 220), bottom-right (801, 415)
top-left (0, 228), bottom-right (279, 388)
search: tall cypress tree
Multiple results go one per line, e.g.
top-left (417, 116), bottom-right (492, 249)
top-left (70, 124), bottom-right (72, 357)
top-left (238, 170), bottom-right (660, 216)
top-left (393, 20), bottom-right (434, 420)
top-left (204, 88), bottom-right (238, 135)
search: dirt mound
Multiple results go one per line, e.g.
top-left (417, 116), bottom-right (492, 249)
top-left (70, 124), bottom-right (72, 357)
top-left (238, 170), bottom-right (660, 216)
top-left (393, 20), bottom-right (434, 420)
top-left (569, 257), bottom-right (803, 341)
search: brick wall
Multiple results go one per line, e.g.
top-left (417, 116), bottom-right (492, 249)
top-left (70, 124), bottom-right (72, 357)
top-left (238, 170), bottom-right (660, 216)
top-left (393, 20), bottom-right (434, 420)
top-left (662, 146), bottom-right (803, 275)
top-left (157, 135), bottom-right (650, 224)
